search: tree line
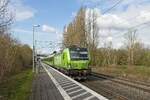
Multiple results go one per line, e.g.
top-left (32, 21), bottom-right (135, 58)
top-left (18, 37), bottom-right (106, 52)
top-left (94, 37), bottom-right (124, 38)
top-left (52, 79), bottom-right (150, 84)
top-left (0, 0), bottom-right (32, 82)
top-left (62, 7), bottom-right (150, 67)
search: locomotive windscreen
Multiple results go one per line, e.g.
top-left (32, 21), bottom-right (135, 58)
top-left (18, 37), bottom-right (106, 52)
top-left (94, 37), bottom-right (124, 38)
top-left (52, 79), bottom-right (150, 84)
top-left (69, 48), bottom-right (89, 60)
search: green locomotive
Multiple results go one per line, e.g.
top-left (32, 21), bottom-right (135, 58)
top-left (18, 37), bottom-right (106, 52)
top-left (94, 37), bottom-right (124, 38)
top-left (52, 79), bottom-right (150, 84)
top-left (44, 46), bottom-right (91, 79)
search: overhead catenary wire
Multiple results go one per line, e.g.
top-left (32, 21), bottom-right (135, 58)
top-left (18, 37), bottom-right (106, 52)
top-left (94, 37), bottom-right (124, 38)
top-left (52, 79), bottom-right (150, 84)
top-left (35, 40), bottom-right (63, 54)
top-left (100, 0), bottom-right (150, 39)
top-left (86, 0), bottom-right (124, 22)
top-left (37, 1), bottom-right (126, 54)
top-left (65, 0), bottom-right (150, 49)
top-left (88, 0), bottom-right (150, 39)
top-left (113, 20), bottom-right (150, 38)
top-left (80, 0), bottom-right (124, 46)
top-left (102, 0), bottom-right (124, 14)
top-left (65, 0), bottom-right (125, 38)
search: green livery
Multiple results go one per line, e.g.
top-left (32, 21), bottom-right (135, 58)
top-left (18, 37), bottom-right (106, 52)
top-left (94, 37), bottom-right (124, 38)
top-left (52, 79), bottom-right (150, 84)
top-left (44, 46), bottom-right (91, 79)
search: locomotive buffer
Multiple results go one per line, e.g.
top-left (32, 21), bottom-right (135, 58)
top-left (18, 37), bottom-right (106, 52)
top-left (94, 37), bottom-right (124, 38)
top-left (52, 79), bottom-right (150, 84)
top-left (42, 63), bottom-right (108, 100)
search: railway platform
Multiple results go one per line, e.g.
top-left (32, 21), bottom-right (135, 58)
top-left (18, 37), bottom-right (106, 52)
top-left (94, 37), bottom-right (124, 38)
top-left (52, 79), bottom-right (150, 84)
top-left (30, 62), bottom-right (108, 100)
top-left (30, 68), bottom-right (64, 100)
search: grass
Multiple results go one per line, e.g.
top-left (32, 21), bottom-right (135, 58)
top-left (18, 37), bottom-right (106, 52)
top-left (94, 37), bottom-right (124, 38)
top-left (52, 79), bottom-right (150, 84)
top-left (0, 68), bottom-right (34, 100)
top-left (92, 65), bottom-right (150, 83)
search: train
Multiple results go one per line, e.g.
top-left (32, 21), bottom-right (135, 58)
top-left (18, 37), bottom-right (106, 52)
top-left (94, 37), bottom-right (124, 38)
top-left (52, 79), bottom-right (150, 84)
top-left (44, 46), bottom-right (91, 79)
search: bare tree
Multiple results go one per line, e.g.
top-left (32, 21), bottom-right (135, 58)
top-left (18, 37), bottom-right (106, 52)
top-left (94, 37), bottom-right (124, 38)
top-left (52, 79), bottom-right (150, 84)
top-left (63, 7), bottom-right (100, 66)
top-left (86, 8), bottom-right (99, 65)
top-left (124, 29), bottom-right (138, 65)
top-left (0, 0), bottom-right (14, 81)
top-left (0, 0), bottom-right (13, 32)
top-left (63, 7), bottom-right (87, 48)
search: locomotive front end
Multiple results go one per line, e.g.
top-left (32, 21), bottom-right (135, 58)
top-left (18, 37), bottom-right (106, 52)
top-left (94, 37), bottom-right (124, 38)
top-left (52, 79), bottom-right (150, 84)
top-left (68, 47), bottom-right (91, 79)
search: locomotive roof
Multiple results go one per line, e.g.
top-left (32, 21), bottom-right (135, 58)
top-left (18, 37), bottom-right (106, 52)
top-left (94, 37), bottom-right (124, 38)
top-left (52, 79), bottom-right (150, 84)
top-left (51, 46), bottom-right (88, 56)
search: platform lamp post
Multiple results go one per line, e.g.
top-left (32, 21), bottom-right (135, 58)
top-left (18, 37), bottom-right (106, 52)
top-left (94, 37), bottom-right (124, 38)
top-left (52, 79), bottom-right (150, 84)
top-left (32, 24), bottom-right (40, 73)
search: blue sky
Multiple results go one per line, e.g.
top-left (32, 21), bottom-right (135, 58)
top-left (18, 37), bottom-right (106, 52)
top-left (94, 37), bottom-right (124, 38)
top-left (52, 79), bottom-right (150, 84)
top-left (11, 0), bottom-right (150, 54)
top-left (11, 0), bottom-right (83, 53)
top-left (12, 0), bottom-right (80, 40)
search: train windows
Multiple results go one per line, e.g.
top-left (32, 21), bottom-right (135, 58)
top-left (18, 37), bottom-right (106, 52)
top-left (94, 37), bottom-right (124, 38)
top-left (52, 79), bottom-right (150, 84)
top-left (70, 51), bottom-right (80, 59)
top-left (79, 52), bottom-right (88, 58)
top-left (69, 48), bottom-right (89, 60)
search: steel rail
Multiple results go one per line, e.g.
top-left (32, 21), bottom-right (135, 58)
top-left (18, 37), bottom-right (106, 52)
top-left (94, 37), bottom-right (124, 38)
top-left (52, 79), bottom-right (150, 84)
top-left (91, 72), bottom-right (150, 93)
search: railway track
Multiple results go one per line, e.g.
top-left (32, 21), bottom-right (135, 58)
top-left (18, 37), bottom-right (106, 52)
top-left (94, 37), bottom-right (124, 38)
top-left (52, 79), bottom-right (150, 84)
top-left (80, 73), bottom-right (150, 100)
top-left (91, 72), bottom-right (150, 93)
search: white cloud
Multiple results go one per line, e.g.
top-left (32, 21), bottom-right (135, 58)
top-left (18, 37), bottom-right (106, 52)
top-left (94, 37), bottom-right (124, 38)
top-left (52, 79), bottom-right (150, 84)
top-left (14, 25), bottom-right (59, 34)
top-left (13, 27), bottom-right (62, 51)
top-left (97, 14), bottom-right (130, 30)
top-left (86, 1), bottom-right (150, 48)
top-left (15, 10), bottom-right (34, 21)
top-left (42, 25), bottom-right (58, 33)
top-left (10, 0), bottom-right (35, 21)
top-left (116, 42), bottom-right (123, 49)
top-left (107, 36), bottom-right (113, 42)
